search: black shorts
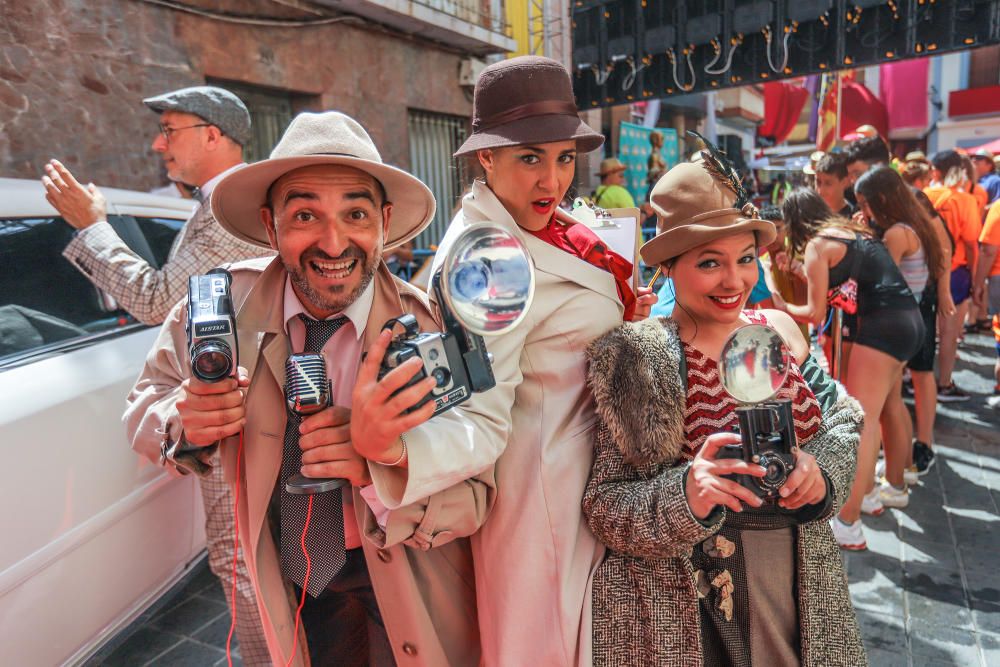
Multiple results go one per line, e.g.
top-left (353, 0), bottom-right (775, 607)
top-left (855, 306), bottom-right (926, 362)
top-left (841, 311), bottom-right (858, 342)
top-left (907, 289), bottom-right (937, 372)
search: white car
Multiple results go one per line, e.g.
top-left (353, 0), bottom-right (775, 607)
top-left (0, 178), bottom-right (206, 665)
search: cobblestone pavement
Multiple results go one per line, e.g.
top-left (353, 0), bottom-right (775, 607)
top-left (87, 334), bottom-right (999, 666)
top-left (846, 331), bottom-right (1000, 667)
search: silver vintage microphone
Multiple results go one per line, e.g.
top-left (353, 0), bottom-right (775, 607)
top-left (284, 352), bottom-right (347, 494)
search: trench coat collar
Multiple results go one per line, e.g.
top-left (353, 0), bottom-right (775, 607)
top-left (465, 180), bottom-right (621, 305)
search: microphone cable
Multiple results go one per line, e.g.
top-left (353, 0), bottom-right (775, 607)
top-left (222, 426), bottom-right (316, 667)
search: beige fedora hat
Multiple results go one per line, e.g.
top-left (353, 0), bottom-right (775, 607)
top-left (640, 157), bottom-right (776, 266)
top-left (212, 111), bottom-right (435, 249)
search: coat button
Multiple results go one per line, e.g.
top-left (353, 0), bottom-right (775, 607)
top-left (377, 548), bottom-right (392, 563)
top-left (402, 643), bottom-right (418, 656)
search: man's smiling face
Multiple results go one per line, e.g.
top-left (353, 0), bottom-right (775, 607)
top-left (261, 164), bottom-right (391, 318)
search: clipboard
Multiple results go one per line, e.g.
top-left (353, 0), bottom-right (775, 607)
top-left (557, 199), bottom-right (642, 292)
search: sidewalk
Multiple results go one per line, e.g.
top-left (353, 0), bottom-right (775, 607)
top-left (846, 330), bottom-right (1000, 667)
top-left (86, 335), bottom-right (999, 667)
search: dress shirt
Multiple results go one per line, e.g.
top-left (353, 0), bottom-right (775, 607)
top-left (282, 276), bottom-right (378, 550)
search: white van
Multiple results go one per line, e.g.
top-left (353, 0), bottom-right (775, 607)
top-left (0, 178), bottom-right (207, 665)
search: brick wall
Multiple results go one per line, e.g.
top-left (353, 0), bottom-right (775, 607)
top-left (0, 0), bottom-right (472, 190)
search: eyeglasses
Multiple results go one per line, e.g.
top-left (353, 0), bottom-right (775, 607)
top-left (157, 123), bottom-right (211, 142)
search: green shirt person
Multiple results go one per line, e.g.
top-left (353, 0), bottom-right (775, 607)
top-left (594, 157), bottom-right (636, 209)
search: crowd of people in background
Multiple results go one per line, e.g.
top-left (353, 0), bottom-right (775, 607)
top-left (688, 130), bottom-right (1000, 550)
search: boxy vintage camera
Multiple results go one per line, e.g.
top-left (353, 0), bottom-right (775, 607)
top-left (376, 223), bottom-right (534, 417)
top-left (186, 268), bottom-right (238, 383)
top-left (716, 401), bottom-right (797, 501)
top-left (716, 324), bottom-right (798, 502)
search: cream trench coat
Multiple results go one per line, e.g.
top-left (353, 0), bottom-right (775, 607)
top-left (428, 181), bottom-right (626, 666)
top-left (125, 257), bottom-right (492, 666)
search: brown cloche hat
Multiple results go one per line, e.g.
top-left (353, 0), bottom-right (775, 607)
top-left (454, 55), bottom-right (604, 157)
top-left (640, 156), bottom-right (776, 266)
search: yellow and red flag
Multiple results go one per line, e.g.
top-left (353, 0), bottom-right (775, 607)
top-left (816, 72), bottom-right (840, 151)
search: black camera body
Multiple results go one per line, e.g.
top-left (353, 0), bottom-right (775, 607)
top-left (375, 272), bottom-right (496, 417)
top-left (186, 268), bottom-right (238, 383)
top-left (717, 399), bottom-right (797, 501)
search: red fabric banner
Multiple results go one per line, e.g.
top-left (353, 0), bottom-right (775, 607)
top-left (759, 82), bottom-right (809, 144)
top-left (879, 59), bottom-right (929, 133)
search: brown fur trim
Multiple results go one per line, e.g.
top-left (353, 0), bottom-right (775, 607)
top-left (586, 318), bottom-right (687, 467)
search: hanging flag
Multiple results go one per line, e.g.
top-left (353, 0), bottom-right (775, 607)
top-left (816, 72), bottom-right (840, 151)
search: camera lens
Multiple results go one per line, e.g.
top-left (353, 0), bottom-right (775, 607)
top-left (192, 340), bottom-right (233, 382)
top-left (757, 454), bottom-right (787, 490)
top-left (451, 262), bottom-right (489, 301)
top-left (431, 366), bottom-right (451, 387)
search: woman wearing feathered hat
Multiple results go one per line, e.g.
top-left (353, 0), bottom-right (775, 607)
top-left (428, 55), bottom-right (655, 665)
top-left (582, 139), bottom-right (866, 666)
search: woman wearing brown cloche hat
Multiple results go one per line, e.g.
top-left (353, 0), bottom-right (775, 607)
top-left (429, 55), bottom-right (655, 665)
top-left (582, 138), bottom-right (866, 666)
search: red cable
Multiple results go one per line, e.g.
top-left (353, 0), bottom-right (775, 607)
top-left (225, 429), bottom-right (245, 666)
top-left (285, 495), bottom-right (314, 667)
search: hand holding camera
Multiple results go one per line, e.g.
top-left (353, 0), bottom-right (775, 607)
top-left (351, 328), bottom-right (440, 465)
top-left (686, 432), bottom-right (766, 520)
top-left (176, 367), bottom-right (249, 446)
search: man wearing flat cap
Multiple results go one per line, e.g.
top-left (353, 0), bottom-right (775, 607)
top-left (124, 111), bottom-right (494, 665)
top-left (42, 85), bottom-right (273, 664)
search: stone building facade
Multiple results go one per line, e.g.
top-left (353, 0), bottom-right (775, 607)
top-left (0, 0), bottom-right (513, 234)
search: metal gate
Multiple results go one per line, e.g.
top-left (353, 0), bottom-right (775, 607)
top-left (408, 110), bottom-right (470, 248)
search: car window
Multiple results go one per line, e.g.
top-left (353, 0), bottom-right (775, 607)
top-left (0, 215), bottom-right (182, 367)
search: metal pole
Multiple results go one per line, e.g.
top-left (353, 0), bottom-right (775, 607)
top-left (830, 307), bottom-right (844, 380)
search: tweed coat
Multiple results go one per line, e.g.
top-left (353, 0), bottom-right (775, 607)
top-left (582, 317), bottom-right (867, 667)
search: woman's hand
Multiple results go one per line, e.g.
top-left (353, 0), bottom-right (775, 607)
top-left (630, 286), bottom-right (658, 321)
top-left (685, 432), bottom-right (766, 520)
top-left (777, 449), bottom-right (827, 510)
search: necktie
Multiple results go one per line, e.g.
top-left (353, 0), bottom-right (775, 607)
top-left (279, 314), bottom-right (349, 597)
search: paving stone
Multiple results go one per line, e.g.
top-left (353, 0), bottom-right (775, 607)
top-left (856, 609), bottom-right (908, 653)
top-left (906, 592), bottom-right (973, 630)
top-left (95, 627), bottom-right (183, 666)
top-left (900, 536), bottom-right (960, 571)
top-left (146, 639), bottom-right (225, 666)
top-left (979, 631), bottom-right (1000, 666)
top-left (193, 613), bottom-right (240, 651)
top-left (149, 595), bottom-right (228, 637)
top-left (970, 599), bottom-right (1000, 637)
top-left (904, 563), bottom-right (968, 606)
top-left (865, 646), bottom-right (910, 667)
top-left (907, 619), bottom-right (983, 666)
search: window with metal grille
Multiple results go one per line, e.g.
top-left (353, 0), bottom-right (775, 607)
top-left (206, 80), bottom-right (317, 163)
top-left (407, 110), bottom-right (471, 248)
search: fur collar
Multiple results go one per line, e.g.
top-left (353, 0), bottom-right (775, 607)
top-left (586, 317), bottom-right (687, 467)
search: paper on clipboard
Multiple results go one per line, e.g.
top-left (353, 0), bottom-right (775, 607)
top-left (587, 207), bottom-right (642, 292)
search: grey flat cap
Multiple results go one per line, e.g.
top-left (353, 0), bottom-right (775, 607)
top-left (143, 86), bottom-right (251, 146)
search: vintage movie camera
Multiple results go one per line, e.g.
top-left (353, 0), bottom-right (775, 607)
top-left (376, 223), bottom-right (534, 416)
top-left (715, 324), bottom-right (798, 502)
top-left (186, 268), bottom-right (238, 383)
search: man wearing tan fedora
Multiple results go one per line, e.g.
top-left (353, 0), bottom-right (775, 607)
top-left (124, 111), bottom-right (494, 666)
top-left (593, 157), bottom-right (636, 209)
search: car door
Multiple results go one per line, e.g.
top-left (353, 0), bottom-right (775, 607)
top-left (0, 202), bottom-right (204, 666)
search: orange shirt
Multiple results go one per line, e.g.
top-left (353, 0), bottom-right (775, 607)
top-left (981, 202), bottom-right (1000, 276)
top-left (924, 186), bottom-right (982, 270)
top-left (972, 183), bottom-right (989, 213)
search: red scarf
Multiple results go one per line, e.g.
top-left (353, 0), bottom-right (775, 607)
top-left (528, 216), bottom-right (637, 320)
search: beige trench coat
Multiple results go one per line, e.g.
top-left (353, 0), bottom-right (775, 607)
top-left (125, 257), bottom-right (492, 666)
top-left (426, 182), bottom-right (626, 666)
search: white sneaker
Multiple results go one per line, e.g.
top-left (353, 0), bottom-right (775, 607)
top-left (904, 465), bottom-right (919, 486)
top-left (831, 517), bottom-right (867, 550)
top-left (861, 486), bottom-right (885, 516)
top-left (874, 459), bottom-right (886, 482)
top-left (879, 480), bottom-right (910, 508)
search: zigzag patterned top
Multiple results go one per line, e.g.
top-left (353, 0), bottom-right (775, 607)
top-left (682, 311), bottom-right (823, 459)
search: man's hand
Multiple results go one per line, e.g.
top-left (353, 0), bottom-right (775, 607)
top-left (351, 329), bottom-right (438, 465)
top-left (299, 406), bottom-right (371, 486)
top-left (777, 449), bottom-right (827, 510)
top-left (175, 367), bottom-right (249, 446)
top-left (685, 432), bottom-right (765, 520)
top-left (41, 159), bottom-right (107, 230)
top-left (631, 285), bottom-right (657, 321)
